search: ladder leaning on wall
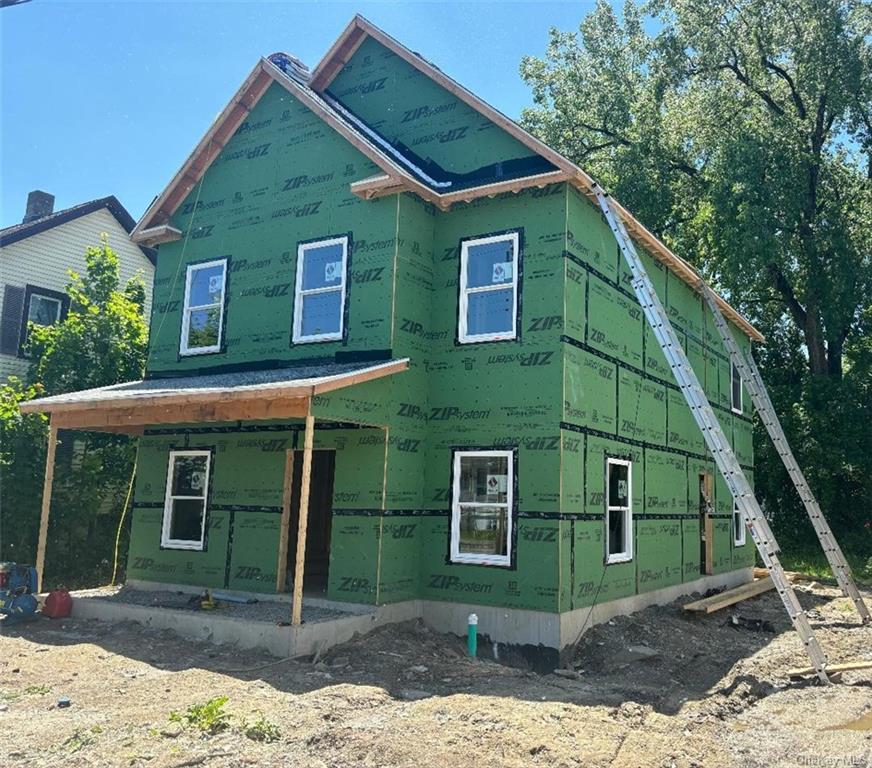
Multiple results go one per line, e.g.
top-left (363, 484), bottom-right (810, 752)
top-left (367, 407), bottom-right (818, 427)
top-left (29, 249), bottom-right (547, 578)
top-left (699, 283), bottom-right (870, 624)
top-left (592, 186), bottom-right (832, 683)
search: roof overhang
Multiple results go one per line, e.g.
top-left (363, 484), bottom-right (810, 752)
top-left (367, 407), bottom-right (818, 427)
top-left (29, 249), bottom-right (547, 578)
top-left (20, 359), bottom-right (409, 433)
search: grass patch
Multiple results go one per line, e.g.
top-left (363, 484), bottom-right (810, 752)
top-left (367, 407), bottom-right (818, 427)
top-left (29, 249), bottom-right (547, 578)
top-left (242, 712), bottom-right (281, 743)
top-left (63, 730), bottom-right (95, 753)
top-left (778, 550), bottom-right (872, 586)
top-left (169, 696), bottom-right (231, 734)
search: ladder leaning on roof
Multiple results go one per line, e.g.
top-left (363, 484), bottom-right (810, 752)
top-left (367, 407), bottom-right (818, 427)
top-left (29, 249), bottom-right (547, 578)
top-left (592, 185), bottom-right (832, 683)
top-left (699, 283), bottom-right (871, 624)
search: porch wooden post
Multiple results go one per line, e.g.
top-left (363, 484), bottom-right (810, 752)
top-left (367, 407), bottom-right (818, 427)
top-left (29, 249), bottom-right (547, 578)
top-left (36, 422), bottom-right (59, 593)
top-left (275, 448), bottom-right (294, 592)
top-left (291, 411), bottom-right (315, 626)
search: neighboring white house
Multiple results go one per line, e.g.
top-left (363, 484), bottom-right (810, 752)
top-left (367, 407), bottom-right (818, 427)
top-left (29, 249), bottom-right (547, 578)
top-left (0, 191), bottom-right (155, 381)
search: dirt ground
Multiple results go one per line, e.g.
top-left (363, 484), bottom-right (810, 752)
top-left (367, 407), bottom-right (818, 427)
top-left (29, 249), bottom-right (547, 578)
top-left (1, 582), bottom-right (870, 768)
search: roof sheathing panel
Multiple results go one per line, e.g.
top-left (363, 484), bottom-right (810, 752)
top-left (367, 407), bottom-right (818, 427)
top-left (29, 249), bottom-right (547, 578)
top-left (325, 35), bottom-right (555, 190)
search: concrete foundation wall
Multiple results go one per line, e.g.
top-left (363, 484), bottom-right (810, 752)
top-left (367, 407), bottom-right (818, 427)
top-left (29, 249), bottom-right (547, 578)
top-left (73, 568), bottom-right (753, 667)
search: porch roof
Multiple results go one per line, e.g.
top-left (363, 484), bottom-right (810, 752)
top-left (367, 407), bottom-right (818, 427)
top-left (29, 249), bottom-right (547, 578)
top-left (20, 358), bottom-right (409, 432)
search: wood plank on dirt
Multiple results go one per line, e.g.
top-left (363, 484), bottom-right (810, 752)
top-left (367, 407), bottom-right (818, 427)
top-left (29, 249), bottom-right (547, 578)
top-left (682, 577), bottom-right (774, 614)
top-left (787, 660), bottom-right (872, 678)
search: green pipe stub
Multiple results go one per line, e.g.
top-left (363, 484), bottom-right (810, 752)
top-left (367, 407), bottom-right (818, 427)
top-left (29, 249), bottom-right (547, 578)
top-left (467, 613), bottom-right (478, 657)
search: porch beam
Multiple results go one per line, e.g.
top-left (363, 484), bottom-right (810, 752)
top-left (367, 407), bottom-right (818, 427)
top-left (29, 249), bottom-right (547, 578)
top-left (291, 410), bottom-right (315, 626)
top-left (36, 422), bottom-right (58, 593)
top-left (49, 396), bottom-right (309, 431)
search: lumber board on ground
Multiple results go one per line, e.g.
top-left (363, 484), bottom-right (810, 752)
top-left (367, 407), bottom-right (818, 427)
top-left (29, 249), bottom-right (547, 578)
top-left (787, 660), bottom-right (872, 678)
top-left (753, 566), bottom-right (816, 583)
top-left (683, 577), bottom-right (774, 614)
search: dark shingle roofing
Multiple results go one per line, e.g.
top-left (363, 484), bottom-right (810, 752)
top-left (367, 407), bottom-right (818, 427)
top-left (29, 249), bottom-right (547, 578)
top-left (0, 195), bottom-right (157, 265)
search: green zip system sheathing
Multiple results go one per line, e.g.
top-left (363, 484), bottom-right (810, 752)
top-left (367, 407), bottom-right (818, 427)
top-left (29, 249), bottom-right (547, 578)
top-left (325, 36), bottom-right (553, 186)
top-left (127, 47), bottom-right (754, 618)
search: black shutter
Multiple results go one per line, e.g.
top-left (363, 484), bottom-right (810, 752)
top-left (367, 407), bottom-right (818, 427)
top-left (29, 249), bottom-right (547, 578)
top-left (0, 285), bottom-right (25, 355)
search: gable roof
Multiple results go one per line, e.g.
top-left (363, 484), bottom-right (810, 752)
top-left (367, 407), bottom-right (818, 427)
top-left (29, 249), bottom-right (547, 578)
top-left (131, 15), bottom-right (762, 342)
top-left (0, 195), bottom-right (156, 266)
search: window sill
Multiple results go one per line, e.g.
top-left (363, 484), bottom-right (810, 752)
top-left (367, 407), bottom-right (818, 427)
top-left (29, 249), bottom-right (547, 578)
top-left (292, 333), bottom-right (343, 345)
top-left (451, 554), bottom-right (511, 567)
top-left (161, 540), bottom-right (205, 551)
top-left (179, 345), bottom-right (222, 357)
top-left (606, 553), bottom-right (633, 565)
top-left (457, 333), bottom-right (517, 345)
top-left (731, 406), bottom-right (744, 415)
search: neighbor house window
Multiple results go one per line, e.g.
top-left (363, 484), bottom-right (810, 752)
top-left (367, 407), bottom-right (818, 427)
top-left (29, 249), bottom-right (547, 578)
top-left (19, 285), bottom-right (67, 354)
top-left (293, 235), bottom-right (349, 343)
top-left (161, 450), bottom-right (211, 550)
top-left (606, 458), bottom-right (633, 563)
top-left (458, 231), bottom-right (519, 343)
top-left (733, 502), bottom-right (746, 546)
top-left (450, 450), bottom-right (513, 566)
top-left (731, 362), bottom-right (743, 414)
top-left (180, 259), bottom-right (227, 355)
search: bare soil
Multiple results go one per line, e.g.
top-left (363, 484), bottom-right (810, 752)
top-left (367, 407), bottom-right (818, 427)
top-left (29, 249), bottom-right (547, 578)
top-left (1, 582), bottom-right (870, 768)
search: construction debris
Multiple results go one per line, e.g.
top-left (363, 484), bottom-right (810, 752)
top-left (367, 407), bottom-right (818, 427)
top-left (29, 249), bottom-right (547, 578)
top-left (683, 577), bottom-right (775, 614)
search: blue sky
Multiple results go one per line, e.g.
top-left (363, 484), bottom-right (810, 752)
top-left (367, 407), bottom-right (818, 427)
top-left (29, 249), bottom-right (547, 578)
top-left (0, 1), bottom-right (605, 227)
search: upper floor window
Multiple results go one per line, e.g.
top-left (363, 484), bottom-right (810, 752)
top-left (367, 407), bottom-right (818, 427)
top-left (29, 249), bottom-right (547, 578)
top-left (731, 362), bottom-right (743, 414)
top-left (450, 449), bottom-right (513, 566)
top-left (293, 235), bottom-right (349, 344)
top-left (458, 231), bottom-right (519, 344)
top-left (180, 259), bottom-right (226, 356)
top-left (161, 450), bottom-right (211, 550)
top-left (606, 458), bottom-right (633, 564)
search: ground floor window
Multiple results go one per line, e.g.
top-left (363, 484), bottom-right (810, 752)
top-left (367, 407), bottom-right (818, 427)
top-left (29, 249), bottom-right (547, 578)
top-left (606, 458), bottom-right (633, 563)
top-left (733, 502), bottom-right (746, 546)
top-left (161, 450), bottom-right (211, 550)
top-left (450, 450), bottom-right (513, 566)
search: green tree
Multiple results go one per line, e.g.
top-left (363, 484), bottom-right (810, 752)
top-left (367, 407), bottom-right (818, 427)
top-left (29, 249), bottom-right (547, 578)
top-left (520, 0), bottom-right (872, 553)
top-left (0, 237), bottom-right (148, 585)
top-left (0, 380), bottom-right (48, 563)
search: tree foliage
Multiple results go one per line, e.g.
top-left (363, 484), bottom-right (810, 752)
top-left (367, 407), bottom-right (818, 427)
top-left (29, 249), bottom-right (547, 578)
top-left (521, 0), bottom-right (871, 552)
top-left (0, 237), bottom-right (148, 585)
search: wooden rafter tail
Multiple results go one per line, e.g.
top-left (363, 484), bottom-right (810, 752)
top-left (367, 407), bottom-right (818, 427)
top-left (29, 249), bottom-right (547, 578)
top-left (131, 224), bottom-right (182, 246)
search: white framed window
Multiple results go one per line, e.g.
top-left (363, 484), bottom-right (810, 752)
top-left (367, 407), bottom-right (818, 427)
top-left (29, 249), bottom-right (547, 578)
top-left (161, 450), bottom-right (211, 550)
top-left (606, 458), bottom-right (633, 563)
top-left (19, 285), bottom-right (67, 354)
top-left (733, 502), bottom-right (746, 546)
top-left (180, 258), bottom-right (227, 356)
top-left (458, 231), bottom-right (519, 344)
top-left (27, 293), bottom-right (63, 329)
top-left (450, 450), bottom-right (513, 566)
top-left (293, 235), bottom-right (349, 343)
top-left (731, 362), bottom-right (743, 414)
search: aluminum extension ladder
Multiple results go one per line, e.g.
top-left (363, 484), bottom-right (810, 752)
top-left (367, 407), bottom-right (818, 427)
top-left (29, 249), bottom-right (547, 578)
top-left (593, 187), bottom-right (832, 683)
top-left (700, 284), bottom-right (870, 624)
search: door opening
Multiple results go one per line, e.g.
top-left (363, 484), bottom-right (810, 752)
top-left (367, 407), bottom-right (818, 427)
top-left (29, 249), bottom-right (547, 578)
top-left (285, 449), bottom-right (336, 596)
top-left (698, 472), bottom-right (714, 576)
